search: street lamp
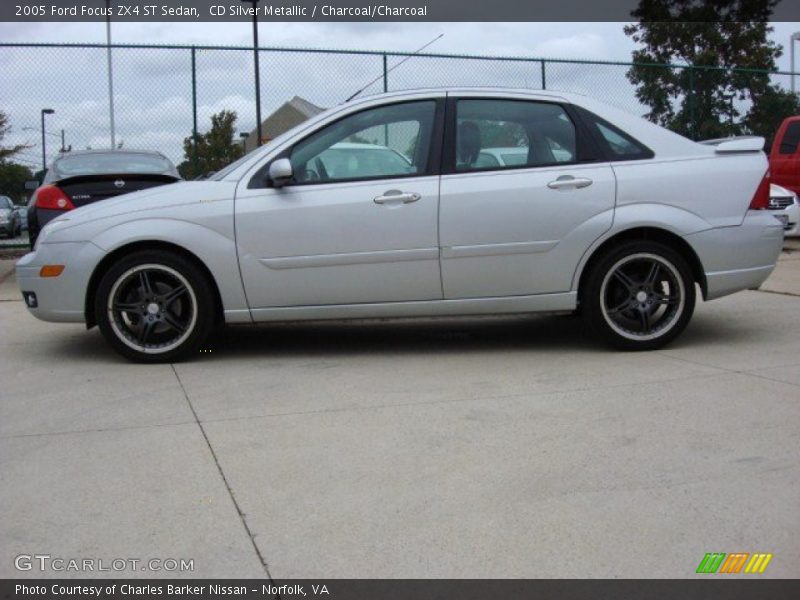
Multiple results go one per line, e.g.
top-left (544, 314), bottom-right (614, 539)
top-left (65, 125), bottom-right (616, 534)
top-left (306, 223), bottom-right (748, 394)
top-left (792, 32), bottom-right (800, 94)
top-left (40, 109), bottom-right (54, 172)
top-left (239, 131), bottom-right (250, 152)
top-left (241, 0), bottom-right (262, 147)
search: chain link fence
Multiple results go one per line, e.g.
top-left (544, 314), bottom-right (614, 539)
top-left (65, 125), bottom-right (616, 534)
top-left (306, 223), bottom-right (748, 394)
top-left (2, 42), bottom-right (798, 173)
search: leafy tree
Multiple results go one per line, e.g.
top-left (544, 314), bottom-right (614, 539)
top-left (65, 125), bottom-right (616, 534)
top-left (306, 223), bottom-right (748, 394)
top-left (624, 1), bottom-right (784, 140)
top-left (0, 111), bottom-right (29, 162)
top-left (177, 110), bottom-right (243, 179)
top-left (742, 86), bottom-right (800, 149)
top-left (0, 161), bottom-right (34, 203)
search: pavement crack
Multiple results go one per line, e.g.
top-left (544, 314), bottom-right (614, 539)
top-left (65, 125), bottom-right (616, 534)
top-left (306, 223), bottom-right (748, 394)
top-left (170, 363), bottom-right (276, 582)
top-left (754, 288), bottom-right (800, 298)
top-left (0, 419), bottom-right (197, 440)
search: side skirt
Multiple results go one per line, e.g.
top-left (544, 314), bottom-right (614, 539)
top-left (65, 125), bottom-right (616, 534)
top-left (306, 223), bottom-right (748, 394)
top-left (246, 292), bottom-right (578, 323)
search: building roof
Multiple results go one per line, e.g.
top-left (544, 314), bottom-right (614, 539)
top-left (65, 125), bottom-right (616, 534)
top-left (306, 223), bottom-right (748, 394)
top-left (245, 96), bottom-right (324, 151)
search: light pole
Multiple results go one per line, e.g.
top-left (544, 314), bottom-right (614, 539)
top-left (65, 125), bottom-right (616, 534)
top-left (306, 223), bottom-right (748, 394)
top-left (239, 132), bottom-right (250, 152)
top-left (241, 0), bottom-right (262, 147)
top-left (40, 109), bottom-right (54, 172)
top-left (791, 32), bottom-right (800, 95)
top-left (105, 0), bottom-right (116, 148)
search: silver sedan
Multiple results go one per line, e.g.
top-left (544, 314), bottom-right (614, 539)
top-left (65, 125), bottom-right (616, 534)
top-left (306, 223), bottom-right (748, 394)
top-left (17, 89), bottom-right (784, 362)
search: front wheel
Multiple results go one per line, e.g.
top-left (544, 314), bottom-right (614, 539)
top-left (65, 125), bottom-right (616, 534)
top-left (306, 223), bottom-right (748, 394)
top-left (95, 250), bottom-right (215, 362)
top-left (582, 241), bottom-right (696, 351)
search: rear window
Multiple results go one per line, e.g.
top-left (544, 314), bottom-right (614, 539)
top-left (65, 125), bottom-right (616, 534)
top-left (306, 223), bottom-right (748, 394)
top-left (779, 122), bottom-right (800, 155)
top-left (52, 153), bottom-right (175, 178)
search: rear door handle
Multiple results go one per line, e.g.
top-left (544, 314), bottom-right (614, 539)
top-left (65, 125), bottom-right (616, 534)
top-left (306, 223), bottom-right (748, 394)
top-left (374, 190), bottom-right (421, 205)
top-left (547, 175), bottom-right (593, 190)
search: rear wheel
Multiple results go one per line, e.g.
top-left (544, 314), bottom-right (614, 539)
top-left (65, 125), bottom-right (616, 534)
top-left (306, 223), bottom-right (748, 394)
top-left (582, 241), bottom-right (695, 350)
top-left (95, 250), bottom-right (215, 362)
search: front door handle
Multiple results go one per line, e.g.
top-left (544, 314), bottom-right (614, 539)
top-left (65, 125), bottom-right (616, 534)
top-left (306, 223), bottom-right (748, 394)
top-left (547, 175), bottom-right (593, 190)
top-left (374, 190), bottom-right (421, 205)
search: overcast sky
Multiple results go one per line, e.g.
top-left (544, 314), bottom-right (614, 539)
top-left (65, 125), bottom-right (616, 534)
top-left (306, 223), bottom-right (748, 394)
top-left (3, 21), bottom-right (799, 67)
top-left (2, 21), bottom-right (799, 168)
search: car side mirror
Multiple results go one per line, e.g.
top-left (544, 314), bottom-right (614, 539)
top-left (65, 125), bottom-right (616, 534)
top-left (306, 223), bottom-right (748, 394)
top-left (25, 180), bottom-right (40, 191)
top-left (269, 158), bottom-right (293, 188)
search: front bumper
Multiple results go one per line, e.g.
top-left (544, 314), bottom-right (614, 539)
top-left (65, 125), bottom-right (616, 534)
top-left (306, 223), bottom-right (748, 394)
top-left (16, 242), bottom-right (105, 323)
top-left (686, 211), bottom-right (784, 301)
top-left (783, 203), bottom-right (800, 237)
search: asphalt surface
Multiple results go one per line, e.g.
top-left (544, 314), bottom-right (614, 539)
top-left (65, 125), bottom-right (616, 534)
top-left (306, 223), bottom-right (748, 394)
top-left (1, 247), bottom-right (799, 579)
top-left (0, 231), bottom-right (27, 247)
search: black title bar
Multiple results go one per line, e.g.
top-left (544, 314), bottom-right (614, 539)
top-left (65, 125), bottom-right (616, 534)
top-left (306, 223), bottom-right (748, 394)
top-left (3, 579), bottom-right (800, 600)
top-left (3, 0), bottom-right (800, 22)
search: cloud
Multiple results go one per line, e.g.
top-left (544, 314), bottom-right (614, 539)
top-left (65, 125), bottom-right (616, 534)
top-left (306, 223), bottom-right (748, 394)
top-left (530, 33), bottom-right (609, 60)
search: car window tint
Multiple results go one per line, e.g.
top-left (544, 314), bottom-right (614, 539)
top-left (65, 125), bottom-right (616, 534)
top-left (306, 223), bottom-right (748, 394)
top-left (595, 122), bottom-right (644, 157)
top-left (455, 100), bottom-right (577, 172)
top-left (475, 152), bottom-right (501, 168)
top-left (575, 107), bottom-right (653, 161)
top-left (779, 122), bottom-right (800, 155)
top-left (290, 101), bottom-right (435, 183)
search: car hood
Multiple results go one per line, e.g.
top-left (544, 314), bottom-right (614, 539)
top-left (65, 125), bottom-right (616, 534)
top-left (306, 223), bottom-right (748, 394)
top-left (770, 183), bottom-right (796, 198)
top-left (50, 180), bottom-right (236, 226)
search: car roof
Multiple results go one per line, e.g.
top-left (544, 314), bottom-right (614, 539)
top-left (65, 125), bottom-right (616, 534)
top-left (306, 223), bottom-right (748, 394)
top-left (220, 87), bottom-right (709, 182)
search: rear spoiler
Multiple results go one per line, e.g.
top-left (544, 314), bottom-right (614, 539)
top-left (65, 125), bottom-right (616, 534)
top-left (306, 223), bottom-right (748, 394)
top-left (698, 136), bottom-right (765, 153)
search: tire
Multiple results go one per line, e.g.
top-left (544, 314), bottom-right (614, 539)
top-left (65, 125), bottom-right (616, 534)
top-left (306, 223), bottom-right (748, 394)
top-left (94, 250), bottom-right (216, 363)
top-left (582, 241), bottom-right (696, 351)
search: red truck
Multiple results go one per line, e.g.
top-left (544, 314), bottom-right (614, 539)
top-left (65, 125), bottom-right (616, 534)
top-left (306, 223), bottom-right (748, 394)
top-left (769, 116), bottom-right (800, 195)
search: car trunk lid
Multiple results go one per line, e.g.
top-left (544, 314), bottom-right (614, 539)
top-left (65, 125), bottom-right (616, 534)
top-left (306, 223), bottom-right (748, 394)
top-left (57, 173), bottom-right (179, 208)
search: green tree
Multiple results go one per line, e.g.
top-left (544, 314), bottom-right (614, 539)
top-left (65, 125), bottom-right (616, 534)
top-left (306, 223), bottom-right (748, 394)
top-left (0, 111), bottom-right (29, 162)
top-left (624, 1), bottom-right (783, 140)
top-left (742, 86), bottom-right (800, 149)
top-left (177, 110), bottom-right (243, 179)
top-left (0, 161), bottom-right (34, 203)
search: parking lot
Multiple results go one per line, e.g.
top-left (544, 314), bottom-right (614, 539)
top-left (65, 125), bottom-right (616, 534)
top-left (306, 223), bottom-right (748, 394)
top-left (1, 244), bottom-right (799, 579)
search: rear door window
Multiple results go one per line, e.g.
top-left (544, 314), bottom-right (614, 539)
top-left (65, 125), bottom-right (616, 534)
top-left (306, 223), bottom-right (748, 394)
top-left (779, 122), bottom-right (800, 155)
top-left (453, 99), bottom-right (578, 172)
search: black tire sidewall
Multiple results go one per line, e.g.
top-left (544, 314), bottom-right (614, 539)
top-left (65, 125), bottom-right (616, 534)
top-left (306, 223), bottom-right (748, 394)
top-left (94, 250), bottom-right (215, 363)
top-left (582, 241), bottom-right (696, 351)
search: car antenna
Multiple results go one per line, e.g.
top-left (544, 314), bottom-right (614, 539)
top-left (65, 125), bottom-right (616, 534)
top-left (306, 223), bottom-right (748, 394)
top-left (345, 34), bottom-right (444, 102)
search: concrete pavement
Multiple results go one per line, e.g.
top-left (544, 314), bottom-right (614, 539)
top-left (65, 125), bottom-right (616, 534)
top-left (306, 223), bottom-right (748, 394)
top-left (1, 251), bottom-right (799, 579)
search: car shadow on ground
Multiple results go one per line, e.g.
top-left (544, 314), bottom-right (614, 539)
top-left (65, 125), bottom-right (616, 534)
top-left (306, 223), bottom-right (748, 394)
top-left (27, 304), bottom-right (768, 365)
top-left (31, 309), bottom-right (764, 365)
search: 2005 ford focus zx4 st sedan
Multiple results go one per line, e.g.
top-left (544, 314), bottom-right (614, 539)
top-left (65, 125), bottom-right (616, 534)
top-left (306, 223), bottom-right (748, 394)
top-left (17, 89), bottom-right (784, 362)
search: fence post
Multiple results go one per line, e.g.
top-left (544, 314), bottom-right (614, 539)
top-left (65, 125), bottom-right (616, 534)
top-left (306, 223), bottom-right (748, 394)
top-left (383, 54), bottom-right (389, 145)
top-left (191, 46), bottom-right (198, 175)
top-left (541, 60), bottom-right (546, 90)
top-left (688, 66), bottom-right (695, 140)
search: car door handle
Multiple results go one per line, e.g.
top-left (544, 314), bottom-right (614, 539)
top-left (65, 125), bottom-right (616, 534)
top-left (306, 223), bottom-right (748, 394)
top-left (547, 176), bottom-right (593, 190)
top-left (373, 190), bottom-right (421, 205)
